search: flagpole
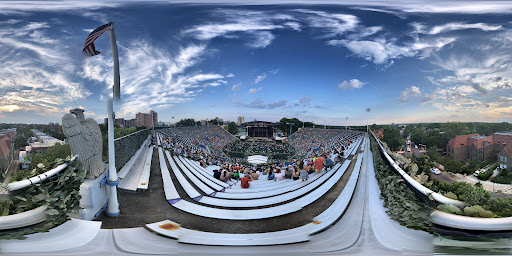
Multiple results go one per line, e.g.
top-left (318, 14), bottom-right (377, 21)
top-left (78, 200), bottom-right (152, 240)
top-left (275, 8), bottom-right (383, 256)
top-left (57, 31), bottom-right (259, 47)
top-left (106, 22), bottom-right (120, 217)
top-left (111, 22), bottom-right (120, 100)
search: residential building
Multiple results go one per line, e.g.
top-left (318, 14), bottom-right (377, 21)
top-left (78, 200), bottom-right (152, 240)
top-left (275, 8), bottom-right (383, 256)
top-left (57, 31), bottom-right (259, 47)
top-left (447, 131), bottom-right (512, 163)
top-left (136, 110), bottom-right (158, 128)
top-left (0, 129), bottom-right (16, 173)
top-left (497, 143), bottom-right (512, 170)
top-left (447, 134), bottom-right (480, 162)
top-left (26, 129), bottom-right (65, 154)
top-left (237, 116), bottom-right (245, 126)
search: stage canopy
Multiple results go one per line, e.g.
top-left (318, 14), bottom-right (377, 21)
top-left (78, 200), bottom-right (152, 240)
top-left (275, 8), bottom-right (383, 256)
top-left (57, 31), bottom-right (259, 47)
top-left (247, 155), bottom-right (268, 165)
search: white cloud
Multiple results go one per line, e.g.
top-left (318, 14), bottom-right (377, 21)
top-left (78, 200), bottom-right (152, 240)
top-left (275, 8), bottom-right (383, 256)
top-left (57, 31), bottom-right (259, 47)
top-left (249, 87), bottom-right (262, 95)
top-left (413, 22), bottom-right (502, 35)
top-left (0, 20), bottom-right (89, 115)
top-left (329, 37), bottom-right (455, 64)
top-left (295, 9), bottom-right (359, 37)
top-left (183, 9), bottom-right (296, 48)
top-left (399, 86), bottom-right (434, 103)
top-left (254, 69), bottom-right (279, 84)
top-left (247, 31), bottom-right (275, 48)
top-left (254, 73), bottom-right (267, 84)
top-left (337, 79), bottom-right (365, 90)
top-left (81, 40), bottom-right (230, 117)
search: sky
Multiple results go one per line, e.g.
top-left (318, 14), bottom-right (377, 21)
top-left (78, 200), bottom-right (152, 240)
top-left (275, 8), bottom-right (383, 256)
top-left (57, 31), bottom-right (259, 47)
top-left (2, 1), bottom-right (512, 126)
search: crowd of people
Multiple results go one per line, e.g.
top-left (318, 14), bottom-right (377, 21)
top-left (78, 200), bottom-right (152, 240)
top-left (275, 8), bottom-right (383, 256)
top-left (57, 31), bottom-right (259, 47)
top-left (158, 127), bottom-right (361, 188)
top-left (286, 128), bottom-right (357, 160)
top-left (224, 141), bottom-right (294, 159)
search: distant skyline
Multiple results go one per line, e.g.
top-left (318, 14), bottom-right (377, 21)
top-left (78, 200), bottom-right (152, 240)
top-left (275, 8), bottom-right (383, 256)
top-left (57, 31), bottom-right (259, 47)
top-left (2, 1), bottom-right (512, 126)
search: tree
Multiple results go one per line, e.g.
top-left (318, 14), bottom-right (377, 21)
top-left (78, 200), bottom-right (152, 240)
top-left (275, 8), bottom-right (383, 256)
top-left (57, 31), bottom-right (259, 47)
top-left (443, 122), bottom-right (467, 138)
top-left (176, 118), bottom-right (196, 127)
top-left (279, 118), bottom-right (302, 136)
top-left (14, 136), bottom-right (28, 149)
top-left (444, 159), bottom-right (463, 173)
top-left (26, 143), bottom-right (71, 170)
top-left (227, 122), bottom-right (237, 135)
top-left (381, 126), bottom-right (404, 151)
top-left (426, 145), bottom-right (441, 163)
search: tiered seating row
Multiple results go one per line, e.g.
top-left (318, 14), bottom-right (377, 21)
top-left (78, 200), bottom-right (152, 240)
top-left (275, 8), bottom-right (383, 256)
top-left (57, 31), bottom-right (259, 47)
top-left (146, 134), bottom-right (367, 246)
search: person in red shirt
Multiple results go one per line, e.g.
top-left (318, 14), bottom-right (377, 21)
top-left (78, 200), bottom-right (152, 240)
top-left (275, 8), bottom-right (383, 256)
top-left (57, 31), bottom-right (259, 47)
top-left (314, 155), bottom-right (324, 174)
top-left (240, 175), bottom-right (253, 188)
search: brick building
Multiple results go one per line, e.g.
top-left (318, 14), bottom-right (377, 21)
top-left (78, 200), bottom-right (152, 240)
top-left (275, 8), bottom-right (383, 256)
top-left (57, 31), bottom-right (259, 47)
top-left (447, 132), bottom-right (512, 163)
top-left (0, 129), bottom-right (16, 173)
top-left (136, 110), bottom-right (158, 128)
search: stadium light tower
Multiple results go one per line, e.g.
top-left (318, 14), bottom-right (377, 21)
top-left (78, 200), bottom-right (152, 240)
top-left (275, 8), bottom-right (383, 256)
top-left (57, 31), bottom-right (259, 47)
top-left (286, 122), bottom-right (294, 137)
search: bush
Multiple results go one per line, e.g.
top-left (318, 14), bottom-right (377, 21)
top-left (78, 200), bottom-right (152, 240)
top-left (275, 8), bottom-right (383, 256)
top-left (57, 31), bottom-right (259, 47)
top-left (485, 198), bottom-right (512, 217)
top-left (477, 161), bottom-right (489, 169)
top-left (477, 168), bottom-right (494, 181)
top-left (492, 168), bottom-right (512, 184)
top-left (463, 186), bottom-right (491, 206)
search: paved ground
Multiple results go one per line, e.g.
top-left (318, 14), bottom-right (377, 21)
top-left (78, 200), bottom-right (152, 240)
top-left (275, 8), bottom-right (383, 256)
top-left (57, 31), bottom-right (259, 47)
top-left (97, 146), bottom-right (358, 233)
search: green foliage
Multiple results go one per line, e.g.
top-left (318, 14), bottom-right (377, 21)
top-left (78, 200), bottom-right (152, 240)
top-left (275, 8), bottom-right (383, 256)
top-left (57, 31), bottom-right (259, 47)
top-left (227, 122), bottom-right (238, 135)
top-left (477, 161), bottom-right (489, 169)
top-left (492, 168), bottom-right (512, 184)
top-left (463, 185), bottom-right (491, 206)
top-left (176, 118), bottom-right (197, 127)
top-left (444, 159), bottom-right (463, 173)
top-left (381, 126), bottom-right (404, 151)
top-left (113, 129), bottom-right (150, 170)
top-left (26, 143), bottom-right (71, 170)
top-left (477, 168), bottom-right (494, 181)
top-left (484, 198), bottom-right (512, 217)
top-left (426, 146), bottom-right (441, 163)
top-left (412, 155), bottom-right (434, 176)
top-left (0, 157), bottom-right (85, 240)
top-left (371, 136), bottom-right (433, 233)
top-left (279, 118), bottom-right (303, 136)
top-left (11, 144), bottom-right (71, 182)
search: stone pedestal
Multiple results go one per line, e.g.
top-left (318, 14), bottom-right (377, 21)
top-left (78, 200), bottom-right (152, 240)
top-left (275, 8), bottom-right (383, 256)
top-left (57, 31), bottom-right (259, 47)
top-left (69, 171), bottom-right (108, 220)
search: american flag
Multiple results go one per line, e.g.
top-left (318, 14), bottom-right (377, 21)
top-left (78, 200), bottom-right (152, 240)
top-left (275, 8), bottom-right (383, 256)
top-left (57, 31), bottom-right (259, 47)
top-left (83, 22), bottom-right (113, 57)
top-left (366, 108), bottom-right (371, 112)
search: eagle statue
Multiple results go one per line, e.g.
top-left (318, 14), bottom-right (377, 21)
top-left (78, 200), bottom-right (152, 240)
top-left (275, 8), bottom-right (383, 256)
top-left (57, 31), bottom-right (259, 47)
top-left (62, 108), bottom-right (105, 179)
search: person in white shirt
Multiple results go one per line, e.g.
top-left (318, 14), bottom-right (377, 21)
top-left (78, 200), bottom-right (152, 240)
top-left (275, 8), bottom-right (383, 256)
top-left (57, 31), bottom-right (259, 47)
top-left (275, 170), bottom-right (284, 181)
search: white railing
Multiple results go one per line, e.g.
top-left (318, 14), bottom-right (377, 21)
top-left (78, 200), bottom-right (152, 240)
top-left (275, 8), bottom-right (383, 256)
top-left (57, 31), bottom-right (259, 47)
top-left (370, 132), bottom-right (464, 208)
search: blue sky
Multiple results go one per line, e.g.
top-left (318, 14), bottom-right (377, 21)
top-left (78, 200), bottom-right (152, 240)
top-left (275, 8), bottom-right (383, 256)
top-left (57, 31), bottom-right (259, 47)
top-left (2, 1), bottom-right (512, 126)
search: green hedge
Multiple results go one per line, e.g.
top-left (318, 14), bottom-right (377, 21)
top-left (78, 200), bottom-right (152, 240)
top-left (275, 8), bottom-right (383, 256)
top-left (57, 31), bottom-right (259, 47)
top-left (0, 157), bottom-right (85, 239)
top-left (113, 129), bottom-right (150, 170)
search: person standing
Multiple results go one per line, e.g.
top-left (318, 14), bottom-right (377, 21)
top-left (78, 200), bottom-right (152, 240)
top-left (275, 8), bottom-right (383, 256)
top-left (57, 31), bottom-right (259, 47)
top-left (314, 155), bottom-right (324, 174)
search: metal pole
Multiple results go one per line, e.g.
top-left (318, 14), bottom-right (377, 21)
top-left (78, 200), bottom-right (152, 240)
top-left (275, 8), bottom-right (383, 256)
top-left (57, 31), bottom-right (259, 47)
top-left (106, 99), bottom-right (119, 216)
top-left (110, 23), bottom-right (120, 100)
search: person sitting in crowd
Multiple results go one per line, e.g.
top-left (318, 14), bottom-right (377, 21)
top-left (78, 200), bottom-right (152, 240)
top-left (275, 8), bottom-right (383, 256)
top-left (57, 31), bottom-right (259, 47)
top-left (240, 174), bottom-right (253, 188)
top-left (299, 161), bottom-right (309, 182)
top-left (267, 170), bottom-right (275, 180)
top-left (220, 170), bottom-right (230, 182)
top-left (250, 170), bottom-right (259, 180)
top-left (292, 167), bottom-right (300, 180)
top-left (213, 169), bottom-right (221, 180)
top-left (233, 170), bottom-right (240, 180)
top-left (324, 156), bottom-right (334, 171)
top-left (275, 169), bottom-right (284, 181)
top-left (285, 165), bottom-right (293, 179)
